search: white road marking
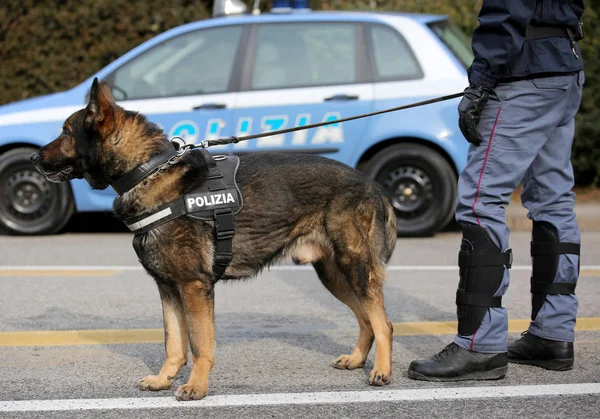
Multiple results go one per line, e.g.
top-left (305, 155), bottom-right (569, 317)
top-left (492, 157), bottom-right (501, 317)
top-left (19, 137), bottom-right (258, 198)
top-left (1, 383), bottom-right (599, 412)
top-left (0, 265), bottom-right (143, 271)
top-left (0, 265), bottom-right (599, 272)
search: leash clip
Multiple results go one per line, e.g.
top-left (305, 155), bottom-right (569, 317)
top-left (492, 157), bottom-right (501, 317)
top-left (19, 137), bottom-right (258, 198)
top-left (170, 136), bottom-right (186, 150)
top-left (157, 148), bottom-right (189, 172)
top-left (169, 136), bottom-right (197, 155)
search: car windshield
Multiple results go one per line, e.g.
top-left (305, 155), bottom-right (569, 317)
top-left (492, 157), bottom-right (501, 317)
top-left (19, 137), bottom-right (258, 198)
top-left (428, 19), bottom-right (474, 69)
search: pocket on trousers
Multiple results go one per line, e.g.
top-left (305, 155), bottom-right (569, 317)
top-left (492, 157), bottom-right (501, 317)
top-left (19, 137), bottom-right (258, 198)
top-left (533, 75), bottom-right (572, 90)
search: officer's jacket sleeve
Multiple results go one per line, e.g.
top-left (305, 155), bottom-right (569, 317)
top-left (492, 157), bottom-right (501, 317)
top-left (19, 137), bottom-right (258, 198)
top-left (468, 0), bottom-right (536, 89)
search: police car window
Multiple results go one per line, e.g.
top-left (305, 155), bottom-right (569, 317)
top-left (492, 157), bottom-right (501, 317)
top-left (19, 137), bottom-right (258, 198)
top-left (110, 26), bottom-right (242, 100)
top-left (428, 20), bottom-right (474, 69)
top-left (251, 23), bottom-right (357, 90)
top-left (370, 25), bottom-right (422, 81)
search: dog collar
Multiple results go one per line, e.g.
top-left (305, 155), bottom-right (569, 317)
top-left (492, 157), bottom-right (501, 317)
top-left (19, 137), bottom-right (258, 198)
top-left (111, 143), bottom-right (180, 195)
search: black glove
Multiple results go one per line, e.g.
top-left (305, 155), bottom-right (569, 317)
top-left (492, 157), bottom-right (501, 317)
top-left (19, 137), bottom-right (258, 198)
top-left (458, 85), bottom-right (491, 146)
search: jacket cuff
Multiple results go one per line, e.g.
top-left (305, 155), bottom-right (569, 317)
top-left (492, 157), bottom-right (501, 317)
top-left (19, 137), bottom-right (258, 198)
top-left (467, 67), bottom-right (497, 90)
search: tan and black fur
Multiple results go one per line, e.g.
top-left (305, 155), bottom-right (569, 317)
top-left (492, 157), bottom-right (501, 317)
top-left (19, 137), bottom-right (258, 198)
top-left (31, 78), bottom-right (397, 401)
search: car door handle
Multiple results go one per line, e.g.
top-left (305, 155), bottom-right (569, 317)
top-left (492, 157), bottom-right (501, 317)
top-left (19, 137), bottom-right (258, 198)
top-left (192, 103), bottom-right (227, 110)
top-left (324, 94), bottom-right (359, 102)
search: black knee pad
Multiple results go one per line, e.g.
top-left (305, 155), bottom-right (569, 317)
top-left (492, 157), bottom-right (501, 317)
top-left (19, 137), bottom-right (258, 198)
top-left (530, 221), bottom-right (580, 320)
top-left (456, 224), bottom-right (512, 336)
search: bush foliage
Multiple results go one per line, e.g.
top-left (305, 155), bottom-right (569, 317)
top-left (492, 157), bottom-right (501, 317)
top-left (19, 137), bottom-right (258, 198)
top-left (1, 0), bottom-right (598, 184)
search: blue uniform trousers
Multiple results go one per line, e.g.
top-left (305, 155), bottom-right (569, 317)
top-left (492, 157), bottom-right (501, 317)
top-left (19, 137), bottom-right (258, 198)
top-left (454, 71), bottom-right (584, 353)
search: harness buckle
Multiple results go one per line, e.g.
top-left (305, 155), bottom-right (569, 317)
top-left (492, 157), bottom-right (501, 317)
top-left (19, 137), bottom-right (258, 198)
top-left (217, 230), bottom-right (235, 240)
top-left (214, 209), bottom-right (234, 240)
top-left (214, 253), bottom-right (233, 264)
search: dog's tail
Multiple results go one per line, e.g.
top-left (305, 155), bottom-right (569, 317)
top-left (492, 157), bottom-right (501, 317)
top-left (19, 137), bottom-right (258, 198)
top-left (382, 198), bottom-right (397, 264)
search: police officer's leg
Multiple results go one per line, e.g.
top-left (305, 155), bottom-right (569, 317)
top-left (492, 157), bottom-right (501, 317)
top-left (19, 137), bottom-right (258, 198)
top-left (509, 71), bottom-right (583, 370)
top-left (409, 78), bottom-right (569, 381)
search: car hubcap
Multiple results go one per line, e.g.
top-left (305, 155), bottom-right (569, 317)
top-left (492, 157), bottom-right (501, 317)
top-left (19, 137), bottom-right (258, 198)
top-left (3, 169), bottom-right (54, 222)
top-left (382, 166), bottom-right (433, 219)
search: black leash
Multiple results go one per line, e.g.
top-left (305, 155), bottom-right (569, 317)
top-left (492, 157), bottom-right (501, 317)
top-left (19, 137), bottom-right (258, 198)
top-left (113, 91), bottom-right (464, 195)
top-left (198, 91), bottom-right (464, 148)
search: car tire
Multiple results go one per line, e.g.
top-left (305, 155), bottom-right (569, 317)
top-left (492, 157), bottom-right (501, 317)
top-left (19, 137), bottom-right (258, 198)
top-left (363, 143), bottom-right (457, 237)
top-left (0, 148), bottom-right (74, 235)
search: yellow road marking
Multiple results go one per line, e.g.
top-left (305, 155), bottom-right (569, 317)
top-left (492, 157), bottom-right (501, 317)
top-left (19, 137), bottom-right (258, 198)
top-left (0, 270), bottom-right (118, 277)
top-left (393, 317), bottom-right (600, 336)
top-left (582, 269), bottom-right (600, 277)
top-left (0, 329), bottom-right (163, 347)
top-left (1, 318), bottom-right (599, 347)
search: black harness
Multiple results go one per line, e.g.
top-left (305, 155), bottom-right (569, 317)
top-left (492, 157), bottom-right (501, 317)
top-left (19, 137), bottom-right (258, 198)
top-left (113, 142), bottom-right (243, 280)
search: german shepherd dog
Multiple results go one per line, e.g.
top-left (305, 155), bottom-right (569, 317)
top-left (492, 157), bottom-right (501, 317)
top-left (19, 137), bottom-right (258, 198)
top-left (31, 78), bottom-right (397, 401)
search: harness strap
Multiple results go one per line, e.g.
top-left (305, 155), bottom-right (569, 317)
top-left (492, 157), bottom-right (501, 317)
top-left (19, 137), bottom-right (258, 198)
top-left (125, 199), bottom-right (235, 280)
top-left (213, 209), bottom-right (235, 280)
top-left (123, 199), bottom-right (187, 235)
top-left (199, 149), bottom-right (228, 191)
top-left (112, 144), bottom-right (179, 195)
top-left (199, 150), bottom-right (235, 280)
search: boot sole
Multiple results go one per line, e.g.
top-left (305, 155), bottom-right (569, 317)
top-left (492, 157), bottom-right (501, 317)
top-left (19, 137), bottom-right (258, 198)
top-left (407, 365), bottom-right (507, 382)
top-left (508, 357), bottom-right (573, 371)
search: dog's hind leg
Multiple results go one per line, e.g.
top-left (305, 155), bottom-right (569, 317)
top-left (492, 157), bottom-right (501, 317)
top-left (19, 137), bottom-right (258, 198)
top-left (174, 279), bottom-right (215, 401)
top-left (326, 202), bottom-right (393, 386)
top-left (138, 283), bottom-right (189, 391)
top-left (313, 257), bottom-right (374, 370)
top-left (359, 279), bottom-right (393, 386)
top-left (337, 257), bottom-right (393, 386)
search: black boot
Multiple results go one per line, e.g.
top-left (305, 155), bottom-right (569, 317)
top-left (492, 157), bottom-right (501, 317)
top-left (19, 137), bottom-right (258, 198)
top-left (508, 332), bottom-right (574, 371)
top-left (408, 343), bottom-right (508, 382)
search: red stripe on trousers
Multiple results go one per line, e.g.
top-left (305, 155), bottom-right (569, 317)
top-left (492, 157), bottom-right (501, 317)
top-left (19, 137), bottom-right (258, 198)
top-left (471, 107), bottom-right (503, 227)
top-left (470, 331), bottom-right (478, 351)
top-left (469, 107), bottom-right (502, 350)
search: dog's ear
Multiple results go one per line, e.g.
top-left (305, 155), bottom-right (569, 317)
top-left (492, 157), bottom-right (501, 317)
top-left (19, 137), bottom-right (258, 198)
top-left (84, 78), bottom-right (100, 130)
top-left (84, 78), bottom-right (115, 131)
top-left (98, 81), bottom-right (116, 105)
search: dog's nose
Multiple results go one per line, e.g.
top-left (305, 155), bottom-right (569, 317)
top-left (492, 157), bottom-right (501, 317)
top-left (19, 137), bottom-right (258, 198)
top-left (29, 152), bottom-right (40, 164)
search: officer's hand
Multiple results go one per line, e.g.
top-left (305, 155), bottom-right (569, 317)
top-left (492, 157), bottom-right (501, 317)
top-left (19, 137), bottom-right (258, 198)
top-left (458, 85), bottom-right (491, 146)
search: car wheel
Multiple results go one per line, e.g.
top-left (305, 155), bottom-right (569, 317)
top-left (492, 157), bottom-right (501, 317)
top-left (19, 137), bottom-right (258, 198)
top-left (0, 148), bottom-right (74, 235)
top-left (363, 143), bottom-right (457, 237)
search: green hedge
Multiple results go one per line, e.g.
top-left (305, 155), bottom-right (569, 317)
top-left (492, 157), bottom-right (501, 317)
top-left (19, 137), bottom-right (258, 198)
top-left (0, 0), bottom-right (212, 102)
top-left (1, 0), bottom-right (598, 185)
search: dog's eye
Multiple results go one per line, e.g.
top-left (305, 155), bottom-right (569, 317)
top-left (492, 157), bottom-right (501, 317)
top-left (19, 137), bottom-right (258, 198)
top-left (63, 128), bottom-right (71, 136)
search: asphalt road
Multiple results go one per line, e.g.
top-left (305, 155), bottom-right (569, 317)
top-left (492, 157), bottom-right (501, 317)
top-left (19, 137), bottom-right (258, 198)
top-left (0, 228), bottom-right (599, 418)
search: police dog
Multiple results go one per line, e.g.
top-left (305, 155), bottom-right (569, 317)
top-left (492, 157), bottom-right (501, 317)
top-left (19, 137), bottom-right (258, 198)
top-left (31, 78), bottom-right (397, 401)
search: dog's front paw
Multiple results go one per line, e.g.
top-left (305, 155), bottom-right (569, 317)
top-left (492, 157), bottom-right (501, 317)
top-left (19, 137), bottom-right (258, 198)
top-left (332, 354), bottom-right (364, 370)
top-left (368, 369), bottom-right (391, 386)
top-left (138, 375), bottom-right (173, 391)
top-left (175, 383), bottom-right (208, 401)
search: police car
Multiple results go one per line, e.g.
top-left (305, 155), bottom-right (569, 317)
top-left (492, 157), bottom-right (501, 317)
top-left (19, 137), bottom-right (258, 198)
top-left (0, 0), bottom-right (473, 236)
